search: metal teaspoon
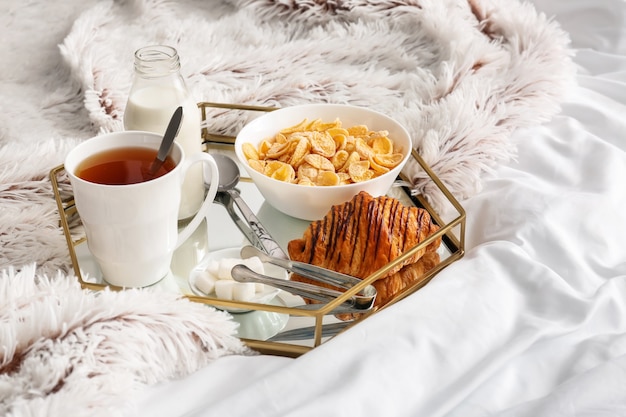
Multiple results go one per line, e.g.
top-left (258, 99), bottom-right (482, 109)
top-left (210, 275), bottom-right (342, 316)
top-left (210, 154), bottom-right (289, 260)
top-left (149, 106), bottom-right (183, 176)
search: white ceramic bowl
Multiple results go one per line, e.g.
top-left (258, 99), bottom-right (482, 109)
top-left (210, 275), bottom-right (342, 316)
top-left (234, 104), bottom-right (412, 221)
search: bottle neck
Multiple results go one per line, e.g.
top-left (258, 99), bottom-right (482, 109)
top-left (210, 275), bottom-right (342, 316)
top-left (133, 45), bottom-right (181, 78)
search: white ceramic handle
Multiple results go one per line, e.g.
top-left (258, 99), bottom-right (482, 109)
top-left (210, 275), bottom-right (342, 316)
top-left (175, 153), bottom-right (219, 249)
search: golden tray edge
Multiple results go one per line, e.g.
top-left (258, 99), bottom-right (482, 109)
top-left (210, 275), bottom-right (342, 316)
top-left (50, 102), bottom-right (466, 357)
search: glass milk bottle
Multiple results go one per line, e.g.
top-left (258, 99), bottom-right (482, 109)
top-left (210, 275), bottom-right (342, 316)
top-left (124, 45), bottom-right (204, 220)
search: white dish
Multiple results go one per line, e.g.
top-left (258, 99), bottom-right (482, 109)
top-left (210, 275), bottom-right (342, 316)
top-left (188, 247), bottom-right (287, 313)
top-left (232, 294), bottom-right (290, 341)
top-left (234, 104), bottom-right (413, 221)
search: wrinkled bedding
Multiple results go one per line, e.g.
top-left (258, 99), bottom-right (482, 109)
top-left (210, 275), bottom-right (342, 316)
top-left (127, 1), bottom-right (626, 416)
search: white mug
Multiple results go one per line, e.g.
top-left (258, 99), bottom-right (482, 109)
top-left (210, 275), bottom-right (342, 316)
top-left (65, 131), bottom-right (219, 287)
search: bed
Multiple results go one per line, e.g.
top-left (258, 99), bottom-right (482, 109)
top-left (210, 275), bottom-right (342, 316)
top-left (1, 0), bottom-right (625, 416)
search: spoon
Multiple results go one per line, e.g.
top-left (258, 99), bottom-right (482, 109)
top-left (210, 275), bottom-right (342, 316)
top-left (210, 154), bottom-right (289, 260)
top-left (268, 322), bottom-right (351, 342)
top-left (149, 106), bottom-right (183, 175)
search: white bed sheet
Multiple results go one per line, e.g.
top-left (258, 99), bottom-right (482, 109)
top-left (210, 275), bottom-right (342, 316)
top-left (129, 1), bottom-right (626, 416)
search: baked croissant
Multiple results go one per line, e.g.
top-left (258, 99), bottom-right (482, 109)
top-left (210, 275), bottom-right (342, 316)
top-left (287, 191), bottom-right (441, 314)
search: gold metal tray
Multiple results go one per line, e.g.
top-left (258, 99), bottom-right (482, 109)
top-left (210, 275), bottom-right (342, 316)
top-left (50, 102), bottom-right (465, 358)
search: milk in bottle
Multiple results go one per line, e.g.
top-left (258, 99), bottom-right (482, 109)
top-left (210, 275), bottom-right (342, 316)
top-left (124, 45), bottom-right (204, 220)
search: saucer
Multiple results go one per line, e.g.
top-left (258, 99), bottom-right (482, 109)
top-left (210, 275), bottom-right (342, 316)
top-left (231, 295), bottom-right (290, 340)
top-left (188, 247), bottom-right (287, 313)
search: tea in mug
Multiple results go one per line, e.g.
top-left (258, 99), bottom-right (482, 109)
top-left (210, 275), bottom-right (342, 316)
top-left (75, 147), bottom-right (176, 185)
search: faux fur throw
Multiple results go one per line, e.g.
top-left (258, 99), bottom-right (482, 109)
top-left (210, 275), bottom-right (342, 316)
top-left (0, 265), bottom-right (252, 417)
top-left (0, 1), bottom-right (574, 413)
top-left (60, 0), bottom-right (575, 209)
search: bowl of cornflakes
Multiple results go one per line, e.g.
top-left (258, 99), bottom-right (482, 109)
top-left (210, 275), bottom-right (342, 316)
top-left (234, 104), bottom-right (413, 220)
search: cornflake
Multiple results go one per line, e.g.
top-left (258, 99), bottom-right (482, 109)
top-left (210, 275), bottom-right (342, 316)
top-left (243, 117), bottom-right (403, 186)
